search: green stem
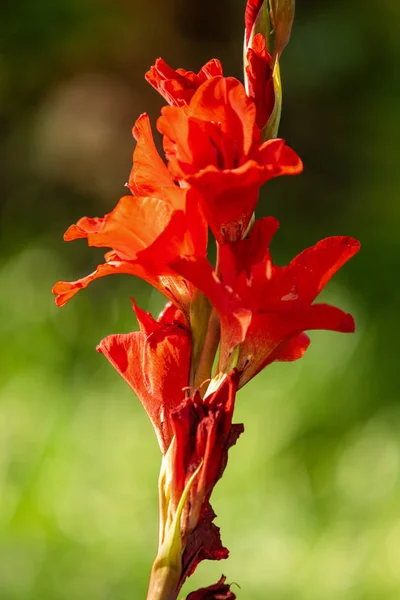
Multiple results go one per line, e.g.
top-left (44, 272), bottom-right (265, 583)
top-left (146, 558), bottom-right (180, 600)
top-left (193, 308), bottom-right (220, 393)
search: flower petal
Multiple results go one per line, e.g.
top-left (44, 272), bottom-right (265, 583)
top-left (237, 303), bottom-right (355, 386)
top-left (275, 332), bottom-right (311, 362)
top-left (186, 577), bottom-right (236, 600)
top-left (288, 236), bottom-right (361, 303)
top-left (128, 113), bottom-right (174, 196)
top-left (245, 34), bottom-right (274, 129)
top-left (98, 317), bottom-right (191, 453)
top-left (146, 58), bottom-right (223, 107)
top-left (185, 138), bottom-right (300, 244)
top-left (219, 216), bottom-right (279, 286)
top-left (52, 260), bottom-right (150, 307)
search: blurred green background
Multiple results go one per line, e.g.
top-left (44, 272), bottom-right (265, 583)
top-left (1, 0), bottom-right (399, 598)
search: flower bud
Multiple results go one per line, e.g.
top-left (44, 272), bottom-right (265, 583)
top-left (270, 0), bottom-right (296, 60)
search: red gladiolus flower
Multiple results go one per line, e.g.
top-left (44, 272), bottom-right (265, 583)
top-left (172, 220), bottom-right (360, 387)
top-left (158, 76), bottom-right (302, 242)
top-left (52, 114), bottom-right (207, 314)
top-left (146, 58), bottom-right (223, 107)
top-left (98, 302), bottom-right (191, 453)
top-left (51, 0), bottom-right (361, 596)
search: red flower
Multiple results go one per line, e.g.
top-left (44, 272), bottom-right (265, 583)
top-left (52, 114), bottom-right (207, 314)
top-left (146, 58), bottom-right (223, 107)
top-left (97, 302), bottom-right (191, 453)
top-left (158, 76), bottom-right (302, 242)
top-left (169, 372), bottom-right (243, 534)
top-left (171, 219), bottom-right (360, 387)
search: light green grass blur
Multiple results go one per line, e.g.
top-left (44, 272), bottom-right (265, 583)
top-left (1, 0), bottom-right (400, 598)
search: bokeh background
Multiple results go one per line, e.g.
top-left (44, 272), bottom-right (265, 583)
top-left (1, 0), bottom-right (400, 598)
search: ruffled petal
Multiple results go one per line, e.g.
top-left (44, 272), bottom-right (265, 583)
top-left (52, 260), bottom-right (149, 307)
top-left (128, 113), bottom-right (174, 196)
top-left (146, 58), bottom-right (223, 107)
top-left (158, 77), bottom-right (257, 179)
top-left (188, 77), bottom-right (257, 158)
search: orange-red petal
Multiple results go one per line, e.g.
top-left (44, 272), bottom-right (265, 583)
top-left (128, 113), bottom-right (174, 196)
top-left (237, 304), bottom-right (355, 386)
top-left (146, 58), bottom-right (223, 107)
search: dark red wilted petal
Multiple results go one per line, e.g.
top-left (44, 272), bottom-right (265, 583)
top-left (179, 503), bottom-right (229, 589)
top-left (169, 372), bottom-right (242, 544)
top-left (186, 576), bottom-right (236, 600)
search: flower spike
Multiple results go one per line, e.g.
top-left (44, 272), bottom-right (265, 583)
top-left (52, 0), bottom-right (360, 596)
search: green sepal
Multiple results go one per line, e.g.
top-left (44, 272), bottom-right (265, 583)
top-left (262, 58), bottom-right (282, 140)
top-left (269, 0), bottom-right (295, 60)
